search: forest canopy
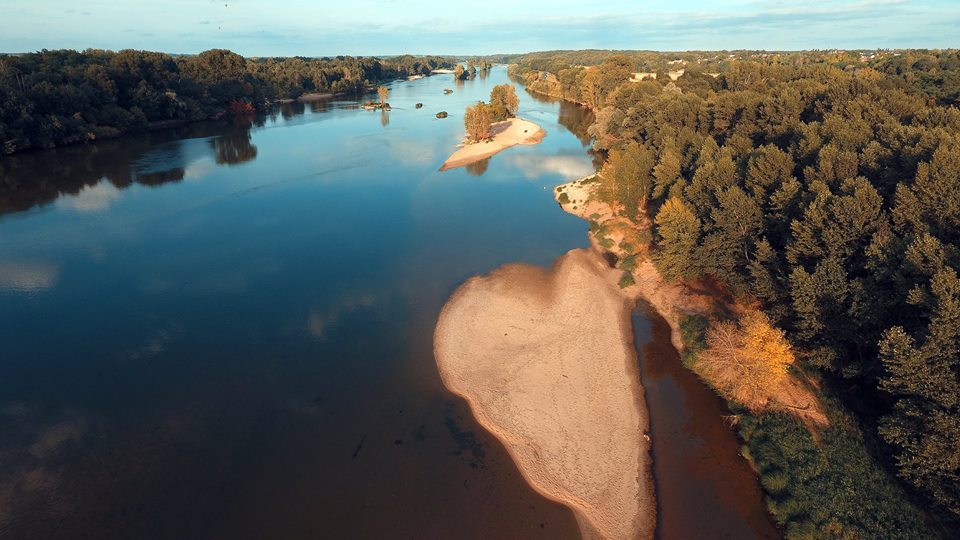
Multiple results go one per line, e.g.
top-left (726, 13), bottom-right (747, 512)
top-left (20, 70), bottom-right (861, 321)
top-left (513, 48), bottom-right (960, 532)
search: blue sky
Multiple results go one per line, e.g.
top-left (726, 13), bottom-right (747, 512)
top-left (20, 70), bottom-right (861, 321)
top-left (1, 0), bottom-right (957, 55)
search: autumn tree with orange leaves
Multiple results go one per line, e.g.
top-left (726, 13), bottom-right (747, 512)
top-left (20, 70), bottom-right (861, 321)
top-left (698, 310), bottom-right (795, 410)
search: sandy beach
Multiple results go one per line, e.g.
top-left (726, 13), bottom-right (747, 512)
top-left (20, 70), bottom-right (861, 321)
top-left (439, 118), bottom-right (545, 171)
top-left (434, 249), bottom-right (655, 540)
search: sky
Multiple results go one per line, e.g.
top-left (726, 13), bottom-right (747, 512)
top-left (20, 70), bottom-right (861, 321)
top-left (0, 0), bottom-right (957, 56)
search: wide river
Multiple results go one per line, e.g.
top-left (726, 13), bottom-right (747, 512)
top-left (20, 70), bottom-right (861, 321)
top-left (0, 67), bottom-right (776, 539)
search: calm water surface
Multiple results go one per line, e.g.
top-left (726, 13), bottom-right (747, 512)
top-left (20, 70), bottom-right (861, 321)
top-left (0, 67), bottom-right (588, 539)
top-left (633, 307), bottom-right (780, 539)
top-left (0, 67), bottom-right (776, 539)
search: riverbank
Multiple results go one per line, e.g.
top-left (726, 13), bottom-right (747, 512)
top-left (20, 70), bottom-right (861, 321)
top-left (554, 177), bottom-right (828, 426)
top-left (439, 118), bottom-right (545, 171)
top-left (434, 248), bottom-right (655, 540)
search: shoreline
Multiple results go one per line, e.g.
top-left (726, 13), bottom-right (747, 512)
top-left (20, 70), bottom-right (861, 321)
top-left (434, 249), bottom-right (655, 540)
top-left (554, 177), bottom-right (829, 425)
top-left (439, 118), bottom-right (545, 171)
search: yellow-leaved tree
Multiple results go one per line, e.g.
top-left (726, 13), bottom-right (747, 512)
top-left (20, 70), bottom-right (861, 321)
top-left (698, 310), bottom-right (794, 410)
top-left (464, 102), bottom-right (493, 142)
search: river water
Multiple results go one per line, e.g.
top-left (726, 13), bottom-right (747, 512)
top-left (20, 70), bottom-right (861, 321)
top-left (0, 67), bottom-right (775, 539)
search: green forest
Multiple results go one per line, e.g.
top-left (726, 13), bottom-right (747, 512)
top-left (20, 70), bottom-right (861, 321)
top-left (0, 49), bottom-right (454, 154)
top-left (513, 49), bottom-right (960, 537)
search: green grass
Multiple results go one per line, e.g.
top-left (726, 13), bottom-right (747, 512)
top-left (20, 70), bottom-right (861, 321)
top-left (599, 237), bottom-right (614, 249)
top-left (619, 272), bottom-right (635, 289)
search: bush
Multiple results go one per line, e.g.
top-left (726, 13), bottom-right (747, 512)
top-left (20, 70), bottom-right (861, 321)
top-left (678, 315), bottom-right (709, 369)
top-left (736, 407), bottom-right (936, 539)
top-left (558, 192), bottom-right (571, 204)
top-left (619, 272), bottom-right (635, 289)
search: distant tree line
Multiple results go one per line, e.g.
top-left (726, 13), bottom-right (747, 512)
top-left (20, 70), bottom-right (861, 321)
top-left (515, 50), bottom-right (960, 536)
top-left (0, 49), bottom-right (455, 154)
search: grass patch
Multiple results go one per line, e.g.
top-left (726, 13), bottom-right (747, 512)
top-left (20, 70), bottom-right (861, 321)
top-left (558, 192), bottom-right (570, 204)
top-left (619, 272), bottom-right (635, 289)
top-left (590, 213), bottom-right (602, 220)
top-left (599, 237), bottom-right (614, 249)
top-left (620, 254), bottom-right (638, 273)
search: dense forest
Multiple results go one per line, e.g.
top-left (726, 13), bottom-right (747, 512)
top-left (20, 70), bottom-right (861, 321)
top-left (0, 49), bottom-right (454, 154)
top-left (513, 49), bottom-right (960, 537)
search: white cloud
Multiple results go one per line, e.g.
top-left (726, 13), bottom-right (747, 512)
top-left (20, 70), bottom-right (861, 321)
top-left (56, 181), bottom-right (121, 212)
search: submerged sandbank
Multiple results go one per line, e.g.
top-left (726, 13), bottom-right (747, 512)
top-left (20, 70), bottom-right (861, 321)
top-left (439, 118), bottom-right (545, 171)
top-left (434, 248), bottom-right (655, 540)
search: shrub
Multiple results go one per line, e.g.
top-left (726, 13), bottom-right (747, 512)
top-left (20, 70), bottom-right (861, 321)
top-left (619, 272), bottom-right (635, 288)
top-left (558, 192), bottom-right (571, 204)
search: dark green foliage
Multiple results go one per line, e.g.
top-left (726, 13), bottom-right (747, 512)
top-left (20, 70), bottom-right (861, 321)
top-left (678, 315), bottom-right (708, 369)
top-left (0, 49), bottom-right (454, 153)
top-left (523, 49), bottom-right (960, 526)
top-left (738, 408), bottom-right (936, 539)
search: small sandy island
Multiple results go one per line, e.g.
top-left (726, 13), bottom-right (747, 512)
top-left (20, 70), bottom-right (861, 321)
top-left (434, 249), bottom-right (655, 540)
top-left (439, 118), bottom-right (545, 171)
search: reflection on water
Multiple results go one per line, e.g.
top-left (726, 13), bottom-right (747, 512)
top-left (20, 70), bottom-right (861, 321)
top-left (0, 67), bottom-right (591, 539)
top-left (211, 120), bottom-right (258, 165)
top-left (464, 157), bottom-right (490, 176)
top-left (0, 118), bottom-right (259, 217)
top-left (380, 109), bottom-right (390, 127)
top-left (558, 101), bottom-right (595, 147)
top-left (633, 307), bottom-right (780, 539)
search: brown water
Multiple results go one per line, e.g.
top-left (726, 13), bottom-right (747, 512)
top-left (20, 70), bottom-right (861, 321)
top-left (633, 305), bottom-right (781, 539)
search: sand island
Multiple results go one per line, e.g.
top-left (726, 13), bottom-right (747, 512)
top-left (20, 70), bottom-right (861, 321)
top-left (439, 117), bottom-right (545, 171)
top-left (434, 248), bottom-right (655, 540)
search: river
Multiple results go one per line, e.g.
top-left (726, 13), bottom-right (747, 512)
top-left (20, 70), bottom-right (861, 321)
top-left (0, 67), bottom-right (775, 539)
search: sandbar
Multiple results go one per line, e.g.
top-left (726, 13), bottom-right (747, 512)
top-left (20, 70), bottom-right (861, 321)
top-left (439, 118), bottom-right (545, 171)
top-left (434, 249), bottom-right (655, 539)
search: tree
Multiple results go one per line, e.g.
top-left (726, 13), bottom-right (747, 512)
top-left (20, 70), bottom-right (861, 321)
top-left (600, 142), bottom-right (655, 220)
top-left (654, 197), bottom-right (702, 281)
top-left (464, 101), bottom-right (493, 142)
top-left (454, 64), bottom-right (466, 80)
top-left (489, 84), bottom-right (519, 121)
top-left (377, 86), bottom-right (388, 106)
top-left (879, 268), bottom-right (960, 515)
top-left (698, 310), bottom-right (795, 410)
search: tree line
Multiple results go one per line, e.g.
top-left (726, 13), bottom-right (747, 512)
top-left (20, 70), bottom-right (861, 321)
top-left (514, 50), bottom-right (960, 535)
top-left (0, 49), bottom-right (455, 154)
